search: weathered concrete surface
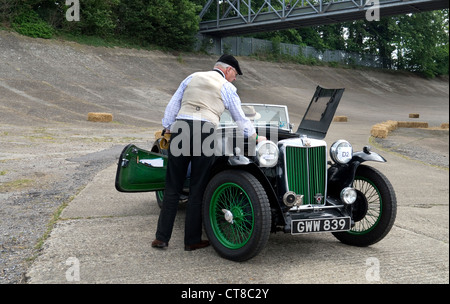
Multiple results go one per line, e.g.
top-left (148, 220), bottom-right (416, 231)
top-left (0, 30), bottom-right (448, 285)
top-left (25, 122), bottom-right (449, 284)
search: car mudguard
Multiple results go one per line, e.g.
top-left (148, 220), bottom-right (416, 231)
top-left (327, 147), bottom-right (386, 197)
top-left (352, 146), bottom-right (387, 163)
top-left (224, 156), bottom-right (286, 228)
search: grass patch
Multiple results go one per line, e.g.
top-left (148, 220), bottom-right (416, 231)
top-left (0, 178), bottom-right (34, 192)
top-left (33, 197), bottom-right (71, 251)
top-left (25, 135), bottom-right (55, 141)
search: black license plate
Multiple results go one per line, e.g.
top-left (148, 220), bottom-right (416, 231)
top-left (291, 217), bottom-right (351, 234)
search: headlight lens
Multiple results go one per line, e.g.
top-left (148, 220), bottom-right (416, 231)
top-left (330, 140), bottom-right (353, 164)
top-left (255, 140), bottom-right (279, 167)
top-left (340, 187), bottom-right (357, 205)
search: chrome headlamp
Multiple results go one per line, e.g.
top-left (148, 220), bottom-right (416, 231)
top-left (330, 140), bottom-right (353, 164)
top-left (340, 187), bottom-right (357, 205)
top-left (255, 140), bottom-right (279, 167)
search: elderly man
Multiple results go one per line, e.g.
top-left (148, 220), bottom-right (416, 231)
top-left (152, 54), bottom-right (265, 251)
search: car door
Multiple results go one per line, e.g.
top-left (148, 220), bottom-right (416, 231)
top-left (115, 144), bottom-right (167, 192)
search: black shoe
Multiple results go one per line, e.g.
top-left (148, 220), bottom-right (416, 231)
top-left (185, 240), bottom-right (210, 251)
top-left (152, 239), bottom-right (168, 249)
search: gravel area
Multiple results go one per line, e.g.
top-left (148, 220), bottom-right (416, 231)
top-left (373, 127), bottom-right (449, 169)
top-left (0, 124), bottom-right (155, 283)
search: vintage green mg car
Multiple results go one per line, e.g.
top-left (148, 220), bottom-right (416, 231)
top-left (115, 86), bottom-right (397, 262)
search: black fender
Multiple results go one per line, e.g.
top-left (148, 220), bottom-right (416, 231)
top-left (210, 156), bottom-right (285, 229)
top-left (327, 147), bottom-right (386, 197)
top-left (352, 146), bottom-right (386, 163)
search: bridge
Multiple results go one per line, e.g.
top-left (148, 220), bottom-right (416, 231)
top-left (199, 0), bottom-right (449, 36)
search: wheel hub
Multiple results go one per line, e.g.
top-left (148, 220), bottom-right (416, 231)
top-left (352, 190), bottom-right (369, 222)
top-left (222, 209), bottom-right (234, 224)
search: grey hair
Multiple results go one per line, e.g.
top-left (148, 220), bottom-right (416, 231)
top-left (214, 61), bottom-right (231, 69)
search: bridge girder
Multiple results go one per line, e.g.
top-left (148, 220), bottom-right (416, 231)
top-left (199, 0), bottom-right (449, 37)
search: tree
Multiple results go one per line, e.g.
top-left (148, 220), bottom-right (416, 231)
top-left (392, 10), bottom-right (449, 77)
top-left (61, 0), bottom-right (119, 36)
top-left (115, 0), bottom-right (201, 50)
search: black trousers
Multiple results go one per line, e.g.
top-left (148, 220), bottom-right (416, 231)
top-left (155, 119), bottom-right (216, 246)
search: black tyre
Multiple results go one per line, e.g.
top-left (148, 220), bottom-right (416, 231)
top-left (203, 170), bottom-right (271, 262)
top-left (333, 165), bottom-right (397, 246)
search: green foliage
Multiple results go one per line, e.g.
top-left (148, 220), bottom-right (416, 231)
top-left (391, 10), bottom-right (449, 78)
top-left (114, 0), bottom-right (200, 50)
top-left (10, 0), bottom-right (202, 50)
top-left (250, 10), bottom-right (448, 77)
top-left (3, 1), bottom-right (448, 77)
top-left (434, 44), bottom-right (449, 77)
top-left (271, 36), bottom-right (282, 58)
top-left (12, 9), bottom-right (53, 38)
top-left (61, 0), bottom-right (119, 37)
top-left (252, 29), bottom-right (303, 46)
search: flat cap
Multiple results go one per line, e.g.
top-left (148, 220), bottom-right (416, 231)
top-left (217, 54), bottom-right (242, 75)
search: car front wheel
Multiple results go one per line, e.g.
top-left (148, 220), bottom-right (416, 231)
top-left (203, 170), bottom-right (271, 262)
top-left (333, 165), bottom-right (397, 246)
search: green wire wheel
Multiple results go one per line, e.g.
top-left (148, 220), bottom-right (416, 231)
top-left (209, 182), bottom-right (255, 249)
top-left (333, 165), bottom-right (397, 246)
top-left (203, 170), bottom-right (271, 262)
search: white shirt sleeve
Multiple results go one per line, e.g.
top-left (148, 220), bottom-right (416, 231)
top-left (161, 75), bottom-right (193, 129)
top-left (221, 82), bottom-right (256, 138)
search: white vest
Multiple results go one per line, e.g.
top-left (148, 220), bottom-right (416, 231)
top-left (178, 71), bottom-right (227, 126)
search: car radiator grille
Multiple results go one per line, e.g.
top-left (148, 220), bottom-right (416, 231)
top-left (285, 145), bottom-right (327, 205)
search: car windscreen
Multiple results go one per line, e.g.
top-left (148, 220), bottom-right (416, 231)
top-left (219, 104), bottom-right (290, 131)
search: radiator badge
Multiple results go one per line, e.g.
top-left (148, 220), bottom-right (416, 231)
top-left (303, 138), bottom-right (312, 147)
top-left (314, 193), bottom-right (324, 204)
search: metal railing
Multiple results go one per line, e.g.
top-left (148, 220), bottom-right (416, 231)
top-left (196, 35), bottom-right (387, 68)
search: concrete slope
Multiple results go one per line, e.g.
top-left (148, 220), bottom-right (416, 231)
top-left (1, 30), bottom-right (448, 129)
top-left (1, 30), bottom-right (448, 285)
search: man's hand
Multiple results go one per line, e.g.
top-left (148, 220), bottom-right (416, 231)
top-left (252, 133), bottom-right (267, 143)
top-left (256, 135), bottom-right (267, 143)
